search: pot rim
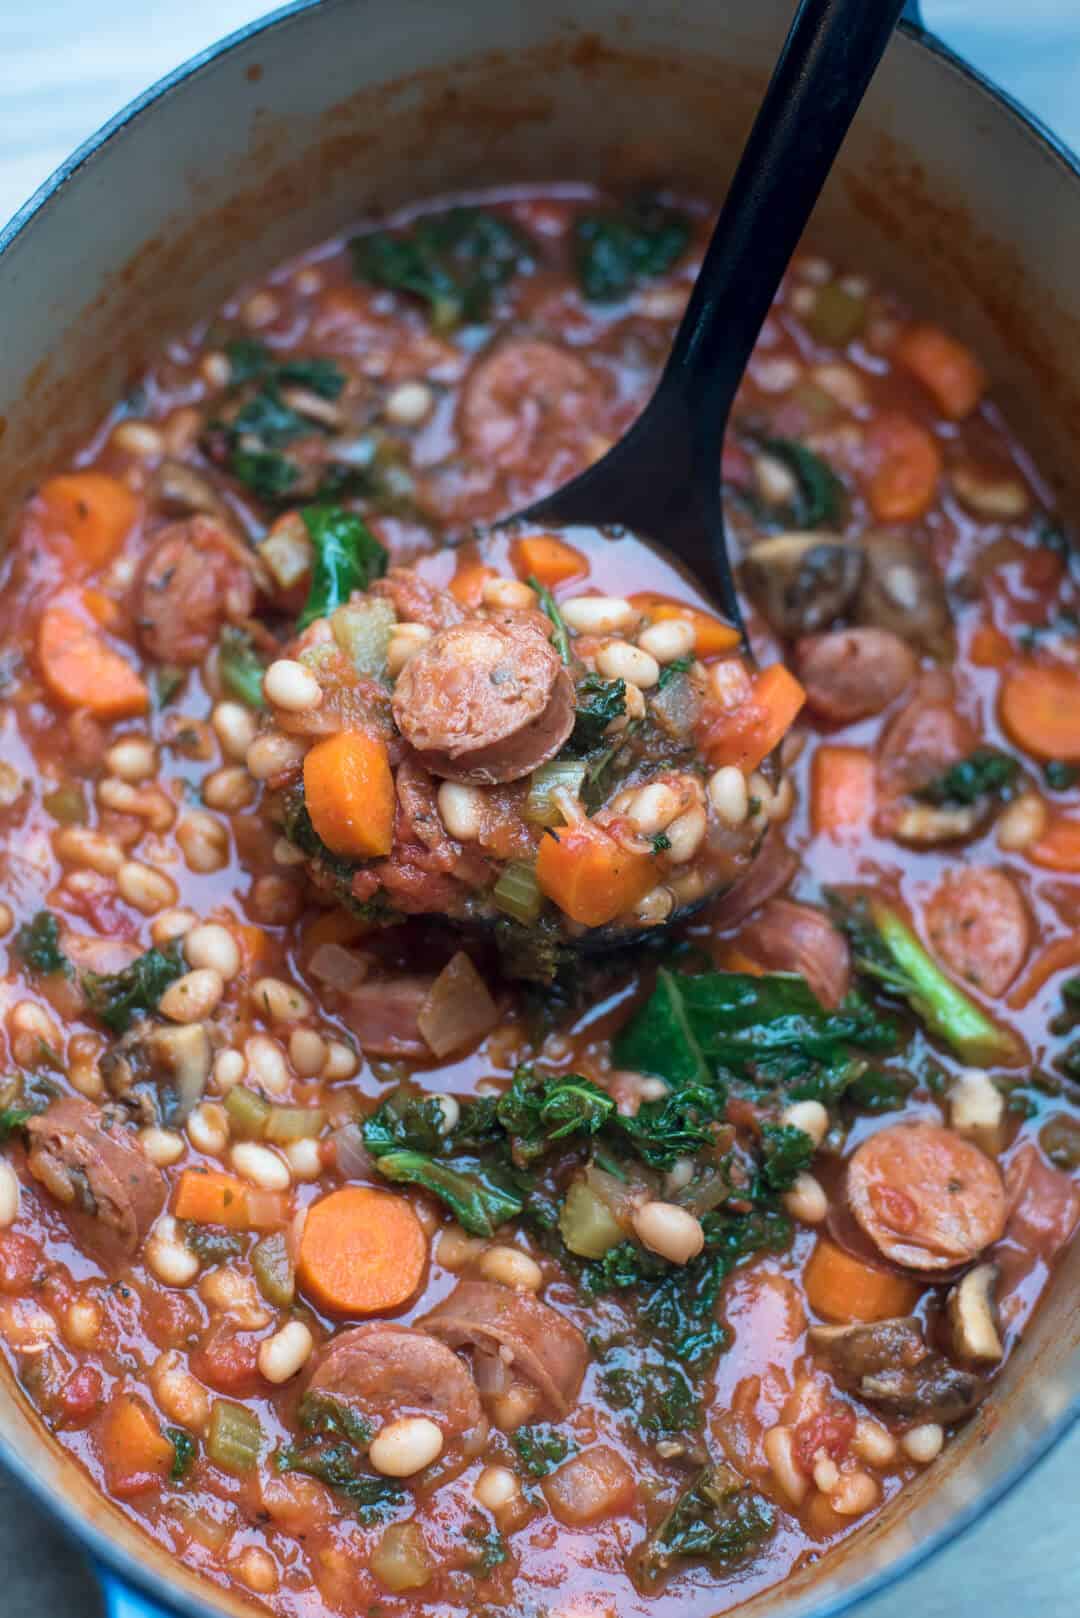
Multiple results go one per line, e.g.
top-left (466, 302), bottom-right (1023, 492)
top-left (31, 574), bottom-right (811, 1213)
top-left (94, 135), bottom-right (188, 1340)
top-left (0, 4), bottom-right (1077, 1617)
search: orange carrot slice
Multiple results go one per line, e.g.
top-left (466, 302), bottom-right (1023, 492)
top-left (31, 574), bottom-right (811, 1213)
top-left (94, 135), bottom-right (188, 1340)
top-left (449, 562), bottom-right (498, 609)
top-left (297, 1186), bottom-right (427, 1315)
top-left (37, 472), bottom-right (139, 569)
top-left (37, 604), bottom-right (148, 718)
top-left (703, 663), bottom-right (806, 773)
top-left (535, 822), bottom-right (657, 928)
top-left (512, 533), bottom-right (587, 588)
top-left (804, 1238), bottom-right (921, 1324)
top-left (810, 745), bottom-right (874, 838)
top-left (173, 1169), bottom-right (287, 1231)
top-left (893, 323), bottom-right (987, 420)
top-left (303, 731), bottom-right (395, 858)
top-left (999, 661), bottom-right (1080, 761)
top-left (864, 412), bottom-right (942, 523)
top-left (1028, 817), bottom-right (1080, 873)
top-left (102, 1394), bottom-right (175, 1497)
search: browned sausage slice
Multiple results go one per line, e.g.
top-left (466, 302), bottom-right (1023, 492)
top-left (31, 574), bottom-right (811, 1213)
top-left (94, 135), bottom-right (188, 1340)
top-left (135, 516), bottom-right (258, 664)
top-left (307, 1322), bottom-right (486, 1447)
top-left (343, 978), bottom-right (433, 1056)
top-left (925, 868), bottom-right (1031, 997)
top-left (739, 899), bottom-right (852, 1008)
top-left (459, 339), bottom-right (603, 470)
top-left (372, 568), bottom-right (465, 633)
top-left (25, 1096), bottom-right (165, 1256)
top-left (847, 1122), bottom-right (1006, 1271)
top-left (420, 1280), bottom-right (588, 1415)
top-left (795, 628), bottom-right (917, 723)
top-left (393, 619), bottom-right (574, 784)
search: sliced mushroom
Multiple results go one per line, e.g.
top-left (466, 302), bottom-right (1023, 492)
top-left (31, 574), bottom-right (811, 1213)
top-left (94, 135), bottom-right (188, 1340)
top-left (857, 530), bottom-right (952, 658)
top-left (947, 1262), bottom-right (1004, 1364)
top-left (153, 459), bottom-right (233, 524)
top-left (889, 801), bottom-right (986, 846)
top-left (741, 532), bottom-right (863, 639)
top-left (809, 1316), bottom-right (986, 1423)
top-left (948, 1071), bottom-right (1007, 1156)
top-left (100, 1021), bottom-right (212, 1125)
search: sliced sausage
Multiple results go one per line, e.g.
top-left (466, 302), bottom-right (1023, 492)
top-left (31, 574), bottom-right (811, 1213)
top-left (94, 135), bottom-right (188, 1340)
top-left (420, 1280), bottom-right (588, 1416)
top-left (1004, 1143), bottom-right (1080, 1258)
top-left (795, 628), bottom-right (917, 724)
top-left (708, 826), bottom-right (798, 931)
top-left (135, 516), bottom-right (259, 665)
top-left (343, 978), bottom-right (433, 1056)
top-left (25, 1096), bottom-right (165, 1257)
top-left (876, 673), bottom-right (976, 802)
top-left (371, 568), bottom-right (465, 633)
top-left (739, 899), bottom-right (851, 1008)
top-left (847, 1122), bottom-right (1006, 1272)
top-left (459, 339), bottom-right (604, 471)
top-left (308, 1323), bottom-right (486, 1448)
top-left (393, 618), bottom-right (575, 784)
top-left (925, 868), bottom-right (1031, 998)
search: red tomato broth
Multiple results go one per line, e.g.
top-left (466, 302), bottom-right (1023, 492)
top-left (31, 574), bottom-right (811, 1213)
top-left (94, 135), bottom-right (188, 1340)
top-left (0, 183), bottom-right (1075, 1618)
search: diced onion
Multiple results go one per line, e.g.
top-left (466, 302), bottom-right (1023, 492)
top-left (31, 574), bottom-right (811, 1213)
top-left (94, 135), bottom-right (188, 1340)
top-left (331, 599), bottom-right (396, 676)
top-left (308, 941), bottom-right (370, 991)
top-left (416, 952), bottom-right (499, 1059)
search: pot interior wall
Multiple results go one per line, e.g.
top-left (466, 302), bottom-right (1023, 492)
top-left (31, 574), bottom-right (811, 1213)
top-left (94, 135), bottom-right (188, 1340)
top-left (0, 1), bottom-right (1078, 1614)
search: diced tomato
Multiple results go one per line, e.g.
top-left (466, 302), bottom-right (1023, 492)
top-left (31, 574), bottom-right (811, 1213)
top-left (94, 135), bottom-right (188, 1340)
top-left (191, 1327), bottom-right (261, 1395)
top-left (794, 1402), bottom-right (856, 1471)
top-left (0, 1232), bottom-right (42, 1295)
top-left (57, 1365), bottom-right (105, 1427)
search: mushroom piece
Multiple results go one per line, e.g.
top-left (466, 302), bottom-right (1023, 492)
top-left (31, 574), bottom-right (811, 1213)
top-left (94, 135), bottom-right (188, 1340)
top-left (153, 458), bottom-right (234, 524)
top-left (946, 1262), bottom-right (1005, 1364)
top-left (100, 1021), bottom-right (212, 1126)
top-left (741, 532), bottom-right (863, 639)
top-left (809, 1316), bottom-right (986, 1423)
top-left (948, 1070), bottom-right (1007, 1156)
top-left (856, 530), bottom-right (952, 658)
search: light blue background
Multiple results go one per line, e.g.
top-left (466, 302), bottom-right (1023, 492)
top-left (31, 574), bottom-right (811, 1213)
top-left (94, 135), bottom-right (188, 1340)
top-left (0, 2), bottom-right (1077, 1615)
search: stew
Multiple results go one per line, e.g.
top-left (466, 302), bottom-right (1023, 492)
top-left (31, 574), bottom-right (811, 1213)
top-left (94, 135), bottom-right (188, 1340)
top-left (0, 184), bottom-right (1078, 1618)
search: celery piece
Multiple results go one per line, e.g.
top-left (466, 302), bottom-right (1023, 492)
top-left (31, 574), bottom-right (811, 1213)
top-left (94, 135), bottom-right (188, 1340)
top-left (207, 1401), bottom-right (262, 1474)
top-left (492, 861), bottom-right (544, 926)
top-left (223, 1085), bottom-right (272, 1140)
top-left (525, 760), bottom-right (587, 826)
top-left (265, 1105), bottom-right (326, 1144)
top-left (252, 1231), bottom-right (295, 1308)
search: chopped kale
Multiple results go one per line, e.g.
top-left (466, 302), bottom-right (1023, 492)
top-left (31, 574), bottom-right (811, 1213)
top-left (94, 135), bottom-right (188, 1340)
top-left (350, 207), bottom-right (535, 329)
top-left (511, 1425), bottom-right (576, 1477)
top-left (275, 1440), bottom-right (403, 1522)
top-left (565, 674), bottom-right (626, 755)
top-left (278, 789), bottom-right (399, 924)
top-left (573, 195), bottom-right (691, 302)
top-left (492, 913), bottom-right (576, 986)
top-left (365, 1149), bottom-right (523, 1237)
top-left (82, 941), bottom-right (185, 1035)
top-left (465, 1526), bottom-right (508, 1572)
top-left (362, 1092), bottom-right (448, 1157)
top-left (166, 1428), bottom-right (196, 1482)
top-left (297, 1391), bottom-right (373, 1448)
top-left (636, 1464), bottom-right (776, 1591)
top-left (529, 576), bottom-right (571, 664)
top-left (650, 832), bottom-right (672, 854)
top-left (217, 626), bottom-right (266, 709)
top-left (758, 1122), bottom-right (814, 1192)
top-left (657, 655), bottom-right (694, 691)
top-left (180, 1223), bottom-right (244, 1263)
top-left (600, 1354), bottom-right (702, 1443)
top-left (297, 505), bottom-right (388, 630)
top-left (495, 1068), bottom-right (614, 1161)
top-left (828, 891), bottom-right (1021, 1065)
top-left (0, 1106), bottom-right (34, 1143)
top-left (13, 911), bottom-right (70, 978)
top-left (225, 339), bottom-right (346, 401)
top-left (845, 1064), bottom-right (917, 1112)
top-left (916, 746), bottom-right (1018, 806)
top-left (757, 437), bottom-right (845, 529)
top-left (229, 447), bottom-right (300, 502)
top-left (152, 665), bottom-right (187, 708)
top-left (1045, 759), bottom-right (1080, 793)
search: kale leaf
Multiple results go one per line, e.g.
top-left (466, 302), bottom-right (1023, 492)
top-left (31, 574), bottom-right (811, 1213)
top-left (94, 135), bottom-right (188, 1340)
top-left (369, 1149), bottom-right (523, 1237)
top-left (166, 1428), bottom-right (196, 1482)
top-left (350, 207), bottom-right (535, 329)
top-left (297, 505), bottom-right (388, 630)
top-left (511, 1425), bottom-right (576, 1477)
top-left (275, 1439), bottom-right (403, 1521)
top-left (764, 437), bottom-right (845, 528)
top-left (565, 674), bottom-right (626, 755)
top-left (225, 339), bottom-right (346, 401)
top-left (297, 1390), bottom-right (374, 1447)
top-left (758, 1121), bottom-right (814, 1192)
top-left (363, 1091), bottom-right (524, 1237)
top-left (916, 746), bottom-right (1018, 807)
top-left (0, 1106), bottom-right (34, 1143)
top-left (636, 1464), bottom-right (776, 1591)
top-left (217, 626), bottom-right (266, 709)
top-left (657, 655), bottom-right (694, 691)
top-left (573, 196), bottom-right (691, 302)
top-left (495, 1067), bottom-right (614, 1161)
top-left (529, 576), bottom-right (571, 664)
top-left (278, 790), bottom-right (399, 923)
top-left (13, 911), bottom-right (70, 978)
top-left (82, 941), bottom-right (186, 1035)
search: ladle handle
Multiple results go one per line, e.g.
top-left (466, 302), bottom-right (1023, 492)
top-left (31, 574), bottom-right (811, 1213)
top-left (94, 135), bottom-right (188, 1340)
top-left (660, 0), bottom-right (908, 439)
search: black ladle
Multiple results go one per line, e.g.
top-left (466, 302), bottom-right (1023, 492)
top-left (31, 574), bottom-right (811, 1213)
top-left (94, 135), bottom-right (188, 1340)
top-left (515, 0), bottom-right (909, 636)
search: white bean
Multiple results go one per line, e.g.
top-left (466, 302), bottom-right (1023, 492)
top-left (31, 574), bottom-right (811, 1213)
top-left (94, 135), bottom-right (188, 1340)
top-left (632, 1201), bottom-right (705, 1264)
top-left (664, 805), bottom-right (707, 864)
top-left (258, 1321), bottom-right (314, 1384)
top-left (638, 618), bottom-right (696, 663)
top-left (385, 380), bottom-right (434, 426)
top-left (781, 1100), bottom-right (829, 1149)
top-left (212, 701), bottom-right (259, 761)
top-left (187, 1103), bottom-right (230, 1157)
top-left (482, 577), bottom-right (537, 612)
top-left (202, 766), bottom-right (257, 812)
top-left (151, 1349), bottom-right (210, 1431)
top-left (783, 1171), bottom-right (828, 1225)
top-left (245, 1034), bottom-right (290, 1094)
top-left (176, 812), bottom-right (230, 873)
top-left (830, 1469), bottom-right (879, 1516)
top-left (596, 640), bottom-right (660, 690)
top-left (387, 623), bottom-right (432, 677)
top-left (478, 1246), bottom-right (543, 1292)
top-left (117, 861), bottom-right (178, 915)
top-left (147, 1216), bottom-right (199, 1286)
top-left (151, 907), bottom-right (199, 946)
top-left (323, 1040), bottom-right (358, 1081)
top-left (708, 766), bottom-right (750, 826)
top-left (54, 827), bottom-right (125, 876)
top-left (253, 977), bottom-right (311, 1024)
top-left (852, 1418), bottom-right (898, 1467)
top-left (246, 732), bottom-right (307, 782)
top-left (369, 1416), bottom-right (444, 1477)
top-left (139, 1127), bottom-right (185, 1167)
top-left (159, 968), bottom-right (224, 1024)
top-left (184, 923), bottom-right (241, 980)
top-left (0, 1161), bottom-right (20, 1228)
top-left (633, 885), bottom-right (675, 925)
top-left (212, 1049), bottom-right (245, 1092)
top-left (105, 738), bottom-right (157, 783)
top-left (997, 791), bottom-right (1048, 852)
top-left (902, 1423), bottom-right (944, 1464)
top-left (264, 659), bottom-right (323, 712)
top-left (284, 1138), bottom-right (323, 1181)
top-left (625, 783), bottom-right (680, 835)
top-left (437, 782), bottom-right (486, 842)
top-left (474, 1465), bottom-right (520, 1511)
top-left (289, 1029), bottom-right (328, 1077)
top-left (560, 596), bottom-right (636, 635)
top-left (763, 1425), bottom-right (808, 1505)
top-left (231, 1142), bottom-right (291, 1190)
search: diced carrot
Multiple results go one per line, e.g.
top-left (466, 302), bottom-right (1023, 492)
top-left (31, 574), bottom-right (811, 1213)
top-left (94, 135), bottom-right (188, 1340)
top-left (37, 604), bottom-right (148, 719)
top-left (512, 533), bottom-right (587, 588)
top-left (703, 662), bottom-right (806, 773)
top-left (1008, 935), bottom-right (1080, 1010)
top-left (36, 472), bottom-right (139, 569)
top-left (969, 622), bottom-right (1012, 669)
top-left (535, 822), bottom-right (657, 928)
top-left (893, 322), bottom-right (987, 420)
top-left (629, 592), bottom-right (741, 658)
top-left (449, 562), bottom-right (498, 609)
top-left (864, 412), bottom-right (942, 522)
top-left (81, 588), bottom-right (120, 629)
top-left (232, 923), bottom-right (270, 972)
top-left (999, 662), bottom-right (1080, 761)
top-left (803, 1238), bottom-right (922, 1324)
top-left (810, 746), bottom-right (874, 838)
top-left (1028, 817), bottom-right (1080, 873)
top-left (303, 731), bottom-right (395, 859)
top-left (715, 946), bottom-right (766, 977)
top-left (101, 1394), bottom-right (174, 1498)
top-left (173, 1169), bottom-right (287, 1231)
top-left (297, 1186), bottom-right (427, 1315)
